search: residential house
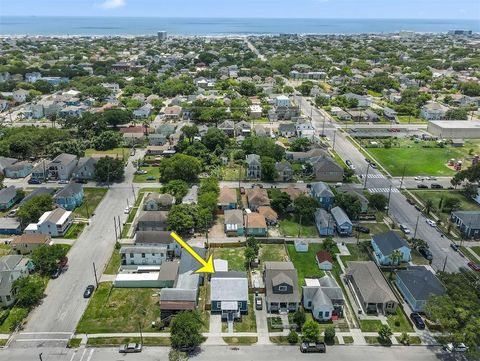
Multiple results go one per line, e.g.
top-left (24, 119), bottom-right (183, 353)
top-left (13, 89), bottom-right (29, 103)
top-left (224, 209), bottom-right (245, 237)
top-left (182, 186), bottom-right (198, 205)
top-left (72, 157), bottom-right (97, 181)
top-left (11, 234), bottom-right (51, 255)
top-left (234, 121), bottom-right (252, 137)
top-left (218, 120), bottom-right (235, 137)
top-left (345, 261), bottom-right (398, 314)
top-left (336, 186), bottom-right (369, 213)
top-left (25, 208), bottom-right (73, 237)
top-left (148, 133), bottom-right (168, 146)
top-left (210, 272), bottom-right (249, 320)
top-left (309, 156), bottom-right (344, 182)
top-left (19, 187), bottom-right (55, 206)
top-left (31, 160), bottom-right (49, 181)
top-left (246, 213), bottom-right (267, 236)
top-left (316, 250), bottom-right (333, 271)
top-left (0, 186), bottom-right (18, 210)
top-left (134, 231), bottom-right (180, 257)
top-left (246, 154), bottom-right (261, 179)
top-left (218, 187), bottom-right (237, 210)
top-left (282, 187), bottom-right (305, 202)
top-left (294, 240), bottom-right (309, 252)
top-left (133, 104), bottom-right (153, 118)
top-left (275, 161), bottom-right (293, 182)
top-left (296, 122), bottom-right (315, 139)
top-left (303, 276), bottom-right (345, 321)
top-left (286, 148), bottom-right (328, 162)
top-left (0, 159), bottom-right (17, 174)
top-left (420, 101), bottom-right (448, 120)
top-left (136, 211), bottom-right (169, 232)
top-left (54, 183), bottom-right (84, 211)
top-left (258, 206), bottom-right (278, 226)
top-left (275, 95), bottom-right (290, 107)
top-left (331, 207), bottom-right (352, 236)
top-left (278, 123), bottom-right (296, 138)
top-left (47, 153), bottom-right (77, 181)
top-left (451, 211), bottom-right (480, 239)
top-left (246, 187), bottom-right (270, 211)
top-left (0, 255), bottom-right (30, 307)
top-left (310, 182), bottom-right (335, 210)
top-left (144, 193), bottom-right (175, 211)
top-left (163, 105), bottom-right (182, 119)
top-left (0, 218), bottom-right (21, 235)
top-left (344, 92), bottom-right (370, 107)
top-left (249, 104), bottom-right (262, 118)
top-left (113, 261), bottom-right (178, 288)
top-left (371, 231), bottom-right (412, 266)
top-left (120, 245), bottom-right (168, 266)
top-left (383, 107), bottom-right (397, 120)
top-left (395, 266), bottom-right (445, 312)
top-left (314, 208), bottom-right (334, 236)
top-left (264, 261), bottom-right (300, 313)
top-left (4, 161), bottom-right (33, 179)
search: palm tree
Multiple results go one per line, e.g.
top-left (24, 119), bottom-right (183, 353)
top-left (424, 199), bottom-right (434, 215)
top-left (390, 249), bottom-right (403, 266)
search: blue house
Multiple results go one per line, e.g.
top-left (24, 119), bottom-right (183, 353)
top-left (314, 208), bottom-right (334, 236)
top-left (395, 266), bottom-right (445, 312)
top-left (0, 186), bottom-right (18, 210)
top-left (331, 206), bottom-right (352, 236)
top-left (210, 272), bottom-right (248, 321)
top-left (310, 182), bottom-right (334, 210)
top-left (371, 231), bottom-right (411, 266)
top-left (54, 183), bottom-right (84, 211)
top-left (4, 161), bottom-right (33, 179)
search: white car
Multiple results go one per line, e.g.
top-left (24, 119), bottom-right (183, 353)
top-left (124, 206), bottom-right (132, 214)
top-left (350, 165), bottom-right (356, 170)
top-left (414, 176), bottom-right (424, 181)
top-left (426, 219), bottom-right (436, 227)
top-left (445, 343), bottom-right (468, 353)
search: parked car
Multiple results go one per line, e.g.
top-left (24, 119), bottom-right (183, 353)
top-left (431, 183), bottom-right (443, 189)
top-left (255, 296), bottom-right (262, 310)
top-left (28, 178), bottom-right (42, 184)
top-left (425, 219), bottom-right (436, 227)
top-left (119, 343), bottom-right (142, 353)
top-left (419, 247), bottom-right (433, 261)
top-left (135, 170), bottom-right (147, 175)
top-left (355, 225), bottom-right (370, 234)
top-left (51, 268), bottom-right (61, 279)
top-left (300, 342), bottom-right (326, 353)
top-left (414, 205), bottom-right (422, 211)
top-left (346, 160), bottom-right (352, 166)
top-left (410, 312), bottom-right (425, 330)
top-left (370, 163), bottom-right (377, 169)
top-left (406, 198), bottom-right (415, 205)
top-left (83, 285), bottom-right (95, 298)
top-left (399, 224), bottom-right (411, 234)
top-left (450, 243), bottom-right (460, 252)
top-left (417, 184), bottom-right (428, 189)
top-left (7, 209), bottom-right (18, 217)
top-left (467, 261), bottom-right (480, 272)
top-left (146, 176), bottom-right (156, 181)
top-left (445, 343), bottom-right (468, 353)
top-left (124, 206), bottom-right (131, 214)
top-left (58, 180), bottom-right (69, 184)
top-left (365, 158), bottom-right (371, 163)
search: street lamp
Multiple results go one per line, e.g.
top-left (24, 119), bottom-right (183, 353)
top-left (363, 163), bottom-right (371, 190)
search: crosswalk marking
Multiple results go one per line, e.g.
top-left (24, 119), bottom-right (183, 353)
top-left (362, 174), bottom-right (385, 179)
top-left (368, 188), bottom-right (400, 194)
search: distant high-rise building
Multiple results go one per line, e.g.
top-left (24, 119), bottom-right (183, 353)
top-left (448, 29), bottom-right (473, 36)
top-left (157, 31), bottom-right (167, 42)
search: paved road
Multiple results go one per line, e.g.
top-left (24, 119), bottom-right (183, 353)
top-left (298, 97), bottom-right (467, 273)
top-left (10, 151), bottom-right (145, 348)
top-left (0, 345), bottom-right (460, 361)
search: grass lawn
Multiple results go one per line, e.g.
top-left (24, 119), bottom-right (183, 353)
top-left (222, 294), bottom-right (257, 332)
top-left (87, 337), bottom-right (170, 347)
top-left (287, 243), bottom-right (336, 287)
top-left (212, 247), bottom-right (246, 271)
top-left (470, 246), bottom-right (480, 258)
top-left (339, 242), bottom-right (371, 264)
top-left (267, 316), bottom-right (283, 332)
top-left (74, 188), bottom-right (108, 219)
top-left (76, 282), bottom-right (160, 334)
top-left (63, 223), bottom-right (86, 239)
top-left (67, 338), bottom-right (82, 348)
top-left (0, 307), bottom-right (29, 333)
top-left (104, 249), bottom-right (121, 274)
top-left (410, 249), bottom-right (430, 265)
top-left (0, 243), bottom-right (11, 256)
top-left (85, 147), bottom-right (127, 160)
top-left (386, 307), bottom-right (413, 332)
top-left (395, 336), bottom-right (422, 345)
top-left (460, 247), bottom-right (480, 263)
top-left (221, 164), bottom-right (243, 181)
top-left (364, 336), bottom-right (392, 346)
top-left (222, 337), bottom-right (257, 345)
top-left (259, 244), bottom-right (288, 262)
top-left (133, 166), bottom-right (160, 183)
top-left (279, 217), bottom-right (318, 238)
top-left (359, 319), bottom-right (383, 332)
top-left (397, 116), bottom-right (427, 124)
top-left (121, 223), bottom-right (131, 238)
top-left (357, 223), bottom-right (390, 239)
top-left (366, 140), bottom-right (479, 176)
top-left (343, 336), bottom-right (354, 344)
top-left (0, 339), bottom-right (7, 346)
top-left (269, 336), bottom-right (298, 345)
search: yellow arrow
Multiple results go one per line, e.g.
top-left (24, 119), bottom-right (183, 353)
top-left (170, 232), bottom-right (215, 274)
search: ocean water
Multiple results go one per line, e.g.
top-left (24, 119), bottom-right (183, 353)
top-left (0, 16), bottom-right (478, 36)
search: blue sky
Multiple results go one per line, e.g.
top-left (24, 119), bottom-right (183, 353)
top-left (1, 0), bottom-right (479, 19)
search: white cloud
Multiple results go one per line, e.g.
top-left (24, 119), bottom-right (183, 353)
top-left (98, 0), bottom-right (126, 9)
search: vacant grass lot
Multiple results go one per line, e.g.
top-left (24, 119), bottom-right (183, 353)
top-left (339, 242), bottom-right (371, 264)
top-left (397, 116), bottom-right (427, 124)
top-left (212, 247), bottom-right (246, 271)
top-left (287, 243), bottom-right (337, 287)
top-left (359, 319), bottom-right (383, 332)
top-left (104, 249), bottom-right (122, 274)
top-left (85, 147), bottom-right (127, 160)
top-left (223, 337), bottom-right (257, 345)
top-left (279, 217), bottom-right (318, 237)
top-left (63, 223), bottom-right (86, 239)
top-left (357, 222), bottom-right (390, 239)
top-left (259, 244), bottom-right (288, 262)
top-left (76, 282), bottom-right (160, 334)
top-left (87, 337), bottom-right (170, 347)
top-left (366, 140), bottom-right (480, 176)
top-left (133, 166), bottom-right (160, 182)
top-left (73, 188), bottom-right (108, 219)
top-left (221, 164), bottom-right (243, 181)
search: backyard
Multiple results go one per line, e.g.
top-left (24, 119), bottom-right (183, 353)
top-left (76, 282), bottom-right (160, 334)
top-left (73, 188), bottom-right (108, 219)
top-left (221, 164), bottom-right (243, 181)
top-left (259, 244), bottom-right (288, 262)
top-left (212, 247), bottom-right (246, 271)
top-left (365, 139), bottom-right (480, 176)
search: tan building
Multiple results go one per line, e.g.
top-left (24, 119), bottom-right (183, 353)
top-left (11, 234), bottom-right (51, 255)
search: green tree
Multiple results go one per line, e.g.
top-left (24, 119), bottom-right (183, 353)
top-left (293, 194), bottom-right (320, 221)
top-left (368, 193), bottom-right (388, 211)
top-left (287, 330), bottom-right (299, 344)
top-left (293, 309), bottom-right (306, 328)
top-left (33, 80), bottom-right (54, 94)
top-left (246, 236), bottom-right (260, 255)
top-left (182, 125), bottom-right (198, 143)
top-left (322, 237), bottom-right (337, 255)
top-left (260, 156), bottom-right (277, 182)
top-left (168, 350), bottom-right (188, 361)
top-left (160, 154), bottom-right (202, 183)
top-left (163, 180), bottom-right (189, 201)
top-left (445, 108), bottom-right (468, 120)
top-left (324, 326), bottom-right (336, 343)
top-left (296, 81), bottom-right (314, 96)
top-left (202, 127), bottom-right (229, 152)
top-left (170, 311), bottom-right (205, 350)
top-left (92, 131), bottom-right (123, 151)
top-left (423, 199), bottom-right (434, 215)
top-left (399, 332), bottom-right (411, 345)
top-left (390, 249), bottom-right (403, 266)
top-left (378, 325), bottom-right (393, 342)
top-left (12, 275), bottom-right (45, 308)
top-left (17, 194), bottom-right (54, 227)
top-left (94, 157), bottom-right (124, 182)
top-left (443, 198), bottom-right (461, 212)
top-left (334, 192), bottom-right (362, 220)
top-left (167, 205), bottom-right (196, 234)
top-left (301, 319), bottom-right (320, 343)
top-left (270, 191), bottom-right (291, 214)
top-left (31, 244), bottom-right (68, 276)
top-left (289, 138), bottom-right (310, 152)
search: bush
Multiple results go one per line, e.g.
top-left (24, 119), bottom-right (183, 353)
top-left (399, 332), bottom-right (410, 345)
top-left (324, 326), bottom-right (336, 343)
top-left (287, 330), bottom-right (299, 344)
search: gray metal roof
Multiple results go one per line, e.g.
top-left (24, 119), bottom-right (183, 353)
top-left (372, 231), bottom-right (409, 256)
top-left (175, 247), bottom-right (205, 290)
top-left (210, 271), bottom-right (248, 302)
top-left (311, 182), bottom-right (333, 197)
top-left (331, 206), bottom-right (352, 226)
top-left (0, 186), bottom-right (16, 204)
top-left (314, 208), bottom-right (333, 229)
top-left (120, 245), bottom-right (167, 254)
top-left (396, 266), bottom-right (445, 301)
top-left (160, 288), bottom-right (197, 302)
top-left (55, 183), bottom-right (83, 198)
top-left (135, 231), bottom-right (172, 244)
top-left (20, 187), bottom-right (55, 205)
top-left (452, 211), bottom-right (480, 229)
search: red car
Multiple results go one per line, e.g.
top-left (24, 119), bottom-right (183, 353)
top-left (467, 262), bottom-right (480, 272)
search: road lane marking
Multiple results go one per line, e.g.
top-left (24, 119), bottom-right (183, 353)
top-left (86, 349), bottom-right (95, 361)
top-left (78, 348), bottom-right (87, 361)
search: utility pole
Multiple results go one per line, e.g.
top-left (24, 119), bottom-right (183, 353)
top-left (132, 184), bottom-right (137, 204)
top-left (126, 198), bottom-right (130, 210)
top-left (442, 255), bottom-right (448, 272)
top-left (399, 165), bottom-right (406, 190)
top-left (297, 214), bottom-right (303, 238)
top-left (113, 217), bottom-right (118, 241)
top-left (413, 213), bottom-right (421, 239)
top-left (363, 163), bottom-right (371, 190)
top-left (333, 130), bottom-right (337, 150)
top-left (387, 185), bottom-right (393, 216)
top-left (139, 320), bottom-right (143, 345)
top-left (92, 262), bottom-right (98, 288)
top-left (38, 353), bottom-right (43, 361)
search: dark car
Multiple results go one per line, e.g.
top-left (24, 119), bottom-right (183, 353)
top-left (417, 184), bottom-right (428, 189)
top-left (419, 247), bottom-right (433, 261)
top-left (83, 285), bottom-right (95, 298)
top-left (467, 262), bottom-right (480, 272)
top-left (431, 183), bottom-right (443, 189)
top-left (450, 243), bottom-right (460, 252)
top-left (300, 342), bottom-right (326, 353)
top-left (255, 296), bottom-right (262, 310)
top-left (75, 179), bottom-right (88, 184)
top-left (146, 176), bottom-right (156, 181)
top-left (355, 226), bottom-right (370, 234)
top-left (51, 269), bottom-right (61, 279)
top-left (410, 312), bottom-right (425, 330)
top-left (28, 178), bottom-right (42, 184)
top-left (370, 163), bottom-right (377, 169)
top-left (365, 158), bottom-right (371, 163)
top-left (406, 198), bottom-right (415, 205)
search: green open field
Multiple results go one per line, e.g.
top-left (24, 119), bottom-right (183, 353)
top-left (397, 116), bottom-right (427, 124)
top-left (133, 166), bottom-right (160, 182)
top-left (73, 188), bottom-right (108, 219)
top-left (221, 164), bottom-right (243, 181)
top-left (279, 217), bottom-right (318, 237)
top-left (366, 139), bottom-right (480, 176)
top-left (76, 282), bottom-right (160, 334)
top-left (85, 147), bottom-right (127, 160)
